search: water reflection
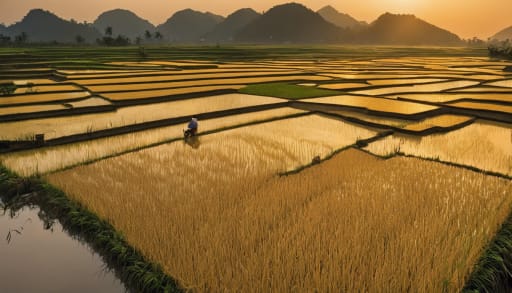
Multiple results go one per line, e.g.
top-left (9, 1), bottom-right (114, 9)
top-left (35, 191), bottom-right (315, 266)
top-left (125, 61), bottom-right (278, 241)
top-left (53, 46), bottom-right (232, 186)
top-left (184, 136), bottom-right (201, 149)
top-left (0, 203), bottom-right (126, 293)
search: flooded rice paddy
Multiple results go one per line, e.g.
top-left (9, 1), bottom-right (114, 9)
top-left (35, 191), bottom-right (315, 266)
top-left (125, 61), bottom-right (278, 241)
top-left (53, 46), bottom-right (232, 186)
top-left (0, 202), bottom-right (125, 293)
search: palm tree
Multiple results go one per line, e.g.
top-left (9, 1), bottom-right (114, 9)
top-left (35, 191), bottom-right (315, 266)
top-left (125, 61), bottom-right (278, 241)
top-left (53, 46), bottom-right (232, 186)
top-left (105, 26), bottom-right (113, 37)
top-left (75, 35), bottom-right (85, 45)
top-left (15, 32), bottom-right (28, 44)
top-left (144, 30), bottom-right (152, 41)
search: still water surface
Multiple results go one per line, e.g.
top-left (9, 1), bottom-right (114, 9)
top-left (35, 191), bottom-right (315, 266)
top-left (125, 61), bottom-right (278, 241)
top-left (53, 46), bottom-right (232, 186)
top-left (0, 201), bottom-right (126, 293)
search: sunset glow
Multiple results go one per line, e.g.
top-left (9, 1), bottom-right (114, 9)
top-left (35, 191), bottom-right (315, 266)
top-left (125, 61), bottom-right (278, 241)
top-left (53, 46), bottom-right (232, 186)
top-left (0, 0), bottom-right (510, 39)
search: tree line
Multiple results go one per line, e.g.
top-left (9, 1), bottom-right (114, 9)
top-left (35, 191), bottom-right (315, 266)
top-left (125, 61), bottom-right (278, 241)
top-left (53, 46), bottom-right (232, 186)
top-left (0, 26), bottom-right (164, 47)
top-left (488, 39), bottom-right (512, 59)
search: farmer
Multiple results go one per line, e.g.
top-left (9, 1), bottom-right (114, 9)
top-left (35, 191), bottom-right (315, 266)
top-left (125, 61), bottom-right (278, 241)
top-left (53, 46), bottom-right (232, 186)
top-left (187, 117), bottom-right (198, 136)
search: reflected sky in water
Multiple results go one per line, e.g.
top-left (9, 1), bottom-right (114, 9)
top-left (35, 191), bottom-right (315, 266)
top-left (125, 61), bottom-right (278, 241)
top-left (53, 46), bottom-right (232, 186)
top-left (0, 204), bottom-right (126, 293)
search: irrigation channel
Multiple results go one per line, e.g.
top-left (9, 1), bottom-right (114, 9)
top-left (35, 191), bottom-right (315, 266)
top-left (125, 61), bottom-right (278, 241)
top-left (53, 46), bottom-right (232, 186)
top-left (0, 197), bottom-right (127, 292)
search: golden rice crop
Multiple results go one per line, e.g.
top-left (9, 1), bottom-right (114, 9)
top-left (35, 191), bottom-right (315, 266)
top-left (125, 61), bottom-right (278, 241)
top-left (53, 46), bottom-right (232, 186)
top-left (318, 83), bottom-right (370, 90)
top-left (0, 92), bottom-right (90, 106)
top-left (0, 108), bottom-right (306, 176)
top-left (487, 79), bottom-right (512, 88)
top-left (12, 84), bottom-right (80, 94)
top-left (394, 93), bottom-right (512, 103)
top-left (364, 121), bottom-right (512, 176)
top-left (452, 86), bottom-right (512, 92)
top-left (322, 109), bottom-right (411, 128)
top-left (67, 68), bottom-right (292, 80)
top-left (352, 80), bottom-right (479, 96)
top-left (447, 101), bottom-right (512, 114)
top-left (0, 104), bottom-right (66, 116)
top-left (89, 75), bottom-right (330, 93)
top-left (76, 71), bottom-right (304, 85)
top-left (302, 95), bottom-right (438, 115)
top-left (0, 93), bottom-right (283, 140)
top-left (66, 97), bottom-right (112, 108)
top-left (367, 78), bottom-right (446, 86)
top-left (103, 85), bottom-right (246, 100)
top-left (322, 73), bottom-right (477, 80)
top-left (46, 137), bottom-right (511, 292)
top-left (12, 79), bottom-right (57, 85)
top-left (403, 114), bottom-right (474, 132)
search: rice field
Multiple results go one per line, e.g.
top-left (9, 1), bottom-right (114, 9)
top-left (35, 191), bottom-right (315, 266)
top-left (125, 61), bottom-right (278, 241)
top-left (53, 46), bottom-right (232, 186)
top-left (88, 75), bottom-right (330, 93)
top-left (301, 95), bottom-right (439, 115)
top-left (66, 68), bottom-right (294, 80)
top-left (364, 121), bottom-right (512, 176)
top-left (403, 115), bottom-right (474, 132)
top-left (352, 80), bottom-right (479, 96)
top-left (102, 85), bottom-right (246, 100)
top-left (367, 78), bottom-right (447, 86)
top-left (447, 101), bottom-right (512, 114)
top-left (487, 79), bottom-right (512, 88)
top-left (76, 71), bottom-right (306, 86)
top-left (0, 93), bottom-right (284, 140)
top-left (12, 84), bottom-right (81, 94)
top-left (320, 109), bottom-right (412, 128)
top-left (318, 83), bottom-right (370, 90)
top-left (1, 51), bottom-right (512, 292)
top-left (46, 137), bottom-right (511, 292)
top-left (0, 104), bottom-right (67, 116)
top-left (0, 108), bottom-right (306, 176)
top-left (393, 93), bottom-right (512, 104)
top-left (0, 92), bottom-right (91, 106)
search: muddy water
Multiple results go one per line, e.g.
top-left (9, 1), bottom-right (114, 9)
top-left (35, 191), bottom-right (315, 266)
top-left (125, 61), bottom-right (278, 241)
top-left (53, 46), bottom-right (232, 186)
top-left (0, 202), bottom-right (126, 293)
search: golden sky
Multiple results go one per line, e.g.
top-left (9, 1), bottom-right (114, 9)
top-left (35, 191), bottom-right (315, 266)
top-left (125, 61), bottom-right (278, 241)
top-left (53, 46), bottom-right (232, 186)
top-left (0, 0), bottom-right (510, 39)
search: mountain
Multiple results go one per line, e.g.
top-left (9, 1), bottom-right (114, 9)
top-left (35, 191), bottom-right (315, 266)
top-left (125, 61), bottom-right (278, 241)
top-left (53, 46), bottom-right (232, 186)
top-left (93, 9), bottom-right (155, 40)
top-left (317, 5), bottom-right (366, 29)
top-left (8, 9), bottom-right (101, 43)
top-left (491, 26), bottom-right (512, 41)
top-left (235, 3), bottom-right (348, 43)
top-left (358, 13), bottom-right (462, 46)
top-left (204, 8), bottom-right (261, 43)
top-left (157, 9), bottom-right (224, 43)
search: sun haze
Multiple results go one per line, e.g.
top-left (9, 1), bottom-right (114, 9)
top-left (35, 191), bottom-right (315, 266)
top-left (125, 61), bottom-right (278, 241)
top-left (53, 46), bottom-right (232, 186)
top-left (0, 0), bottom-right (510, 39)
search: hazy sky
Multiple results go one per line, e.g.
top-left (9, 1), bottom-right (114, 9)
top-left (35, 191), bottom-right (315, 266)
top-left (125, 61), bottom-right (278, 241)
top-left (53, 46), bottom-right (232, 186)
top-left (0, 0), bottom-right (510, 39)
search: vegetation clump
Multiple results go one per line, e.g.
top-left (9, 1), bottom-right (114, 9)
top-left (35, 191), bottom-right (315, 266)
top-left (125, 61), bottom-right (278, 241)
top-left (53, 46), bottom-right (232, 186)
top-left (0, 82), bottom-right (17, 95)
top-left (239, 82), bottom-right (339, 99)
top-left (488, 39), bottom-right (512, 59)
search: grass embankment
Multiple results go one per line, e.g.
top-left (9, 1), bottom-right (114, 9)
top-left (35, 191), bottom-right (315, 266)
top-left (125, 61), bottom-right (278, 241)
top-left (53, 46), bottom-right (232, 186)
top-left (463, 211), bottom-right (512, 292)
top-left (0, 166), bottom-right (182, 293)
top-left (239, 82), bottom-right (339, 99)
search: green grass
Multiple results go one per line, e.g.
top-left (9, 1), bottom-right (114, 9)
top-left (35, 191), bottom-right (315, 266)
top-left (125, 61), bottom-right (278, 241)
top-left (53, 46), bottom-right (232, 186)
top-left (239, 82), bottom-right (340, 99)
top-left (463, 212), bottom-right (512, 292)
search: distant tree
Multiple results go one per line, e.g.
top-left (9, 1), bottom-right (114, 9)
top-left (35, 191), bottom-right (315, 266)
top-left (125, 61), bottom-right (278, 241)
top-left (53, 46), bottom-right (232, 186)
top-left (113, 35), bottom-right (131, 46)
top-left (144, 30), bottom-right (152, 41)
top-left (135, 36), bottom-right (142, 45)
top-left (0, 34), bottom-right (11, 46)
top-left (75, 35), bottom-right (85, 45)
top-left (14, 32), bottom-right (28, 44)
top-left (155, 31), bottom-right (163, 41)
top-left (105, 26), bottom-right (113, 37)
top-left (138, 46), bottom-right (147, 58)
top-left (488, 38), bottom-right (512, 59)
top-left (466, 37), bottom-right (485, 47)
